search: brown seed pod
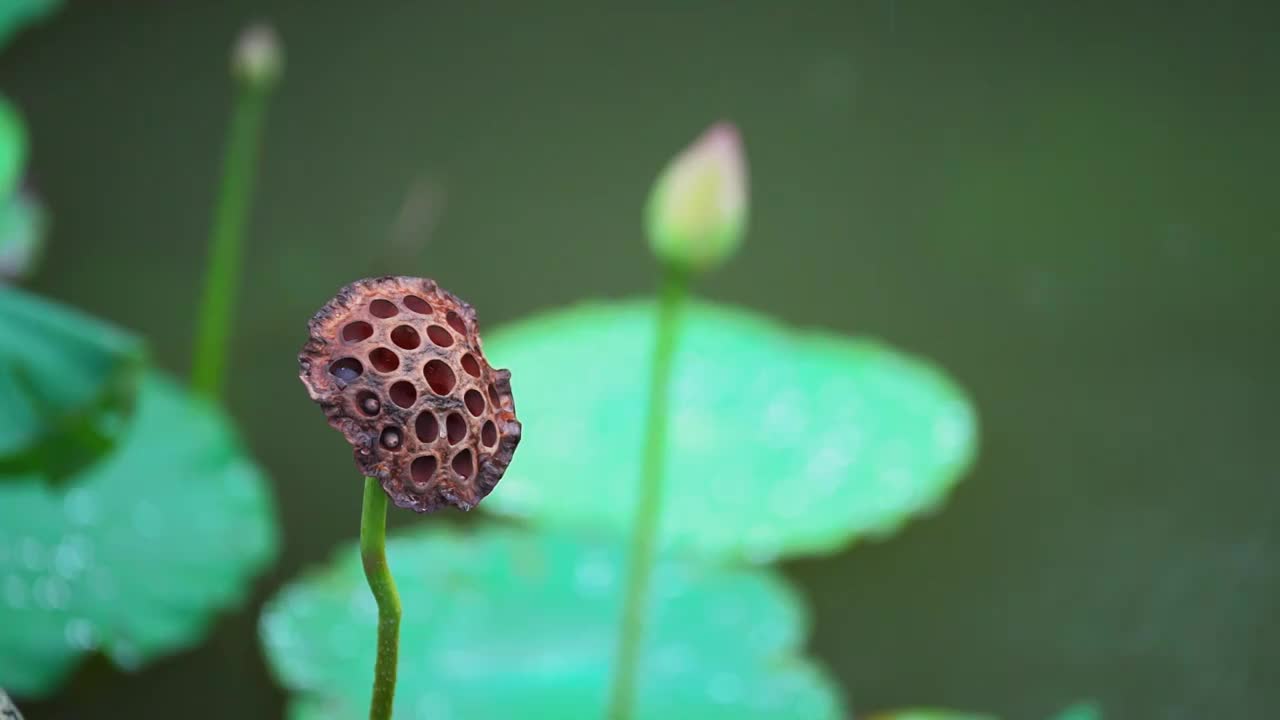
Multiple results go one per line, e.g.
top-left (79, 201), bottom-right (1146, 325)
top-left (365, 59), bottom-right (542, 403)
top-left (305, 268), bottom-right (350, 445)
top-left (298, 276), bottom-right (521, 512)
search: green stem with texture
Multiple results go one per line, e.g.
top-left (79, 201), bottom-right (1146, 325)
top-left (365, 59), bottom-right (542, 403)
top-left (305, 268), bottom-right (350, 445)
top-left (360, 477), bottom-right (401, 720)
top-left (606, 267), bottom-right (689, 720)
top-left (190, 76), bottom-right (273, 399)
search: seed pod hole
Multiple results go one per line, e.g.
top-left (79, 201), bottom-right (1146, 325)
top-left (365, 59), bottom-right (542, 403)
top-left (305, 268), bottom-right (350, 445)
top-left (426, 325), bottom-right (454, 348)
top-left (446, 412), bottom-right (466, 445)
top-left (415, 411), bottom-right (439, 442)
top-left (446, 310), bottom-right (468, 335)
top-left (370, 299), bottom-right (398, 318)
top-left (461, 353), bottom-right (481, 377)
top-left (357, 390), bottom-right (381, 416)
top-left (464, 389), bottom-right (485, 417)
top-left (329, 358), bottom-right (363, 382)
top-left (391, 325), bottom-right (421, 350)
top-left (487, 383), bottom-right (500, 406)
top-left (342, 321), bottom-right (373, 342)
top-left (451, 449), bottom-right (473, 480)
top-left (369, 347), bottom-right (400, 373)
top-left (481, 420), bottom-right (497, 448)
top-left (403, 295), bottom-right (433, 315)
top-left (423, 360), bottom-right (456, 395)
top-left (380, 427), bottom-right (403, 450)
top-left (389, 381), bottom-right (417, 408)
top-left (411, 455), bottom-right (437, 486)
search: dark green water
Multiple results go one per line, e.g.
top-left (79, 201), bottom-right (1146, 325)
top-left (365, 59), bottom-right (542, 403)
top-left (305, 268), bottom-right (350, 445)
top-left (4, 1), bottom-right (1277, 717)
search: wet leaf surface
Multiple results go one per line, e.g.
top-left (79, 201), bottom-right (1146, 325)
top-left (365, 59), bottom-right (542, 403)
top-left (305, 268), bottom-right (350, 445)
top-left (0, 373), bottom-right (278, 696)
top-left (0, 286), bottom-right (143, 482)
top-left (482, 299), bottom-right (978, 562)
top-left (261, 524), bottom-right (845, 719)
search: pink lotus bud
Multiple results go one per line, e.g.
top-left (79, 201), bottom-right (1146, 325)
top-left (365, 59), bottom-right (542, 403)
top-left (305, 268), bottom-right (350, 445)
top-left (645, 122), bottom-right (749, 272)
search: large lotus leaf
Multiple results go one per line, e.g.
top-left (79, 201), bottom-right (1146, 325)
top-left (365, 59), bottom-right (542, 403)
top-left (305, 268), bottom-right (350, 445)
top-left (0, 190), bottom-right (44, 281)
top-left (0, 0), bottom-right (59, 52)
top-left (0, 285), bottom-right (143, 481)
top-left (0, 373), bottom-right (279, 696)
top-left (260, 525), bottom-right (846, 720)
top-left (0, 96), bottom-right (26, 199)
top-left (481, 299), bottom-right (977, 562)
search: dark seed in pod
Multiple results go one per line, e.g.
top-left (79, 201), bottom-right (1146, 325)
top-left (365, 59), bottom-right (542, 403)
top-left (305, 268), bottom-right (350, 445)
top-left (380, 428), bottom-right (402, 450)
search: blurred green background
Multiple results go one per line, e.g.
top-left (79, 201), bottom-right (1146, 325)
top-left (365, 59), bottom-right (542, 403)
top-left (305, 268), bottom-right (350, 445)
top-left (3, 0), bottom-right (1277, 717)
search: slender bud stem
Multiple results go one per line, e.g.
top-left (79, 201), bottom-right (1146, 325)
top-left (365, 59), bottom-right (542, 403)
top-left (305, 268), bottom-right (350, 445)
top-left (606, 267), bottom-right (689, 720)
top-left (360, 477), bottom-right (401, 720)
top-left (190, 24), bottom-right (280, 399)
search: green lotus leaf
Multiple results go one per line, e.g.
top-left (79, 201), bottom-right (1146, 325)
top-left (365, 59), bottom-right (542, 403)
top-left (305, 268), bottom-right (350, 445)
top-left (0, 0), bottom-right (60, 53)
top-left (482, 299), bottom-right (978, 562)
top-left (0, 96), bottom-right (27, 200)
top-left (261, 525), bottom-right (846, 719)
top-left (0, 285), bottom-right (143, 482)
top-left (0, 373), bottom-right (279, 696)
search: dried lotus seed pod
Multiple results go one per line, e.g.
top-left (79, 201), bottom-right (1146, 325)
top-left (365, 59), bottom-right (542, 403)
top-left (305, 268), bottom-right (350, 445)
top-left (298, 276), bottom-right (520, 512)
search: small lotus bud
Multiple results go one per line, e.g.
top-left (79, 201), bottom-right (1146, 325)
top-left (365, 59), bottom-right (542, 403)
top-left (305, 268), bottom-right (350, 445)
top-left (232, 22), bottom-right (283, 90)
top-left (645, 122), bottom-right (749, 273)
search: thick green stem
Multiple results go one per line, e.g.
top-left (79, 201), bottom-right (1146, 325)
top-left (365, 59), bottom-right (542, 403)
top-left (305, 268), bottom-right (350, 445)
top-left (360, 477), bottom-right (401, 720)
top-left (190, 79), bottom-right (272, 399)
top-left (606, 268), bottom-right (689, 720)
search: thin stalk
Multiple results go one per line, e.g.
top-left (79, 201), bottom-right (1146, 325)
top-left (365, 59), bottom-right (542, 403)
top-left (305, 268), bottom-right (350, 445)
top-left (606, 267), bottom-right (689, 720)
top-left (360, 477), bottom-right (401, 720)
top-left (190, 77), bottom-right (273, 399)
